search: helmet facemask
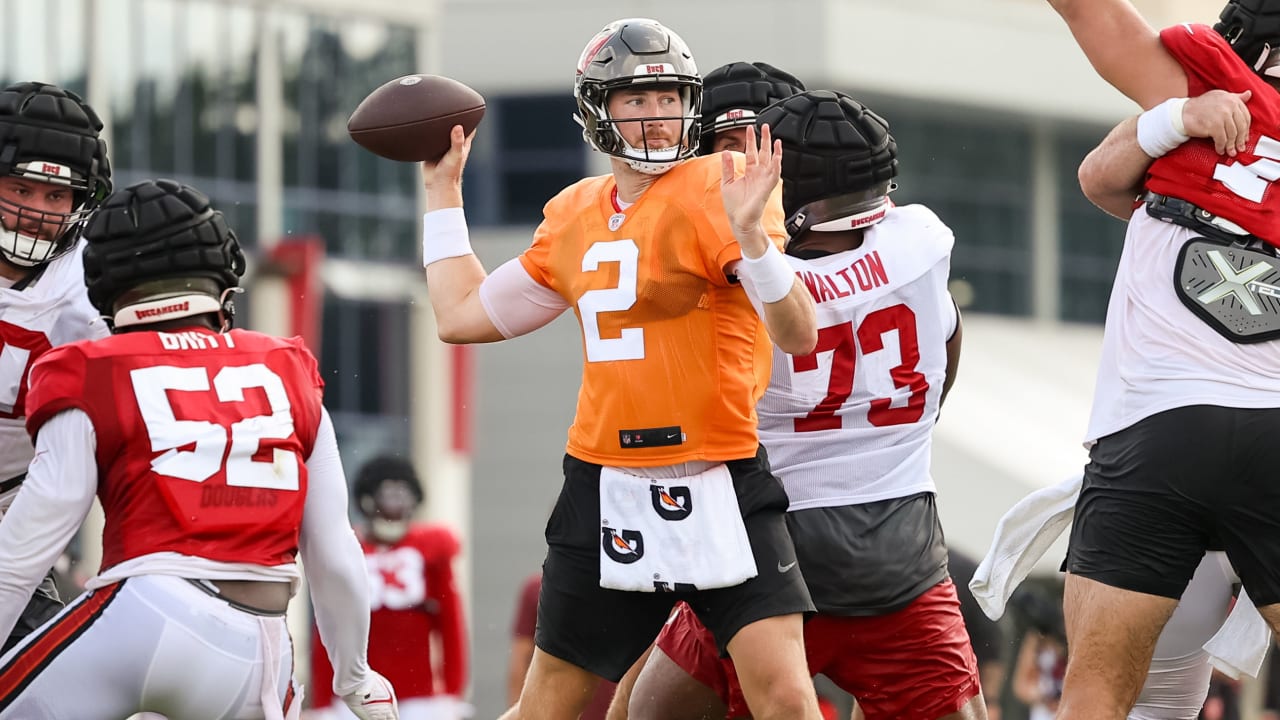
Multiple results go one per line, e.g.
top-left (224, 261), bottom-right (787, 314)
top-left (573, 18), bottom-right (703, 174)
top-left (0, 161), bottom-right (104, 267)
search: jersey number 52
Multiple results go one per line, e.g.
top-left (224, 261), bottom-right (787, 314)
top-left (130, 363), bottom-right (299, 490)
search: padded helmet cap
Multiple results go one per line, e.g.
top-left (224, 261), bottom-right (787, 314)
top-left (697, 61), bottom-right (804, 154)
top-left (756, 90), bottom-right (898, 236)
top-left (82, 179), bottom-right (245, 324)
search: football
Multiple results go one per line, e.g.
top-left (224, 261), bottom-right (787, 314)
top-left (347, 74), bottom-right (486, 163)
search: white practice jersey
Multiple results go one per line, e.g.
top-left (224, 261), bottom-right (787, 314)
top-left (0, 241), bottom-right (107, 514)
top-left (1085, 211), bottom-right (1280, 445)
top-left (759, 204), bottom-right (958, 509)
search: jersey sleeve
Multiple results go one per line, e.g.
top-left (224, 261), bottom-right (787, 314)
top-left (1160, 23), bottom-right (1253, 97)
top-left (25, 345), bottom-right (91, 440)
top-left (695, 154), bottom-right (789, 285)
top-left (517, 222), bottom-right (555, 291)
top-left (518, 189), bottom-right (572, 293)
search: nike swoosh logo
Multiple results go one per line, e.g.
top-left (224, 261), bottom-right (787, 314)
top-left (777, 560), bottom-right (797, 573)
top-left (666, 433), bottom-right (679, 439)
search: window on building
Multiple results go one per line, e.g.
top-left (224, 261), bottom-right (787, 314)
top-left (874, 97), bottom-right (1034, 316)
top-left (462, 94), bottom-right (586, 226)
top-left (1057, 130), bottom-right (1126, 324)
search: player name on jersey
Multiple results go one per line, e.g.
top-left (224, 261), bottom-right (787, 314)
top-left (797, 250), bottom-right (890, 304)
top-left (158, 330), bottom-right (237, 351)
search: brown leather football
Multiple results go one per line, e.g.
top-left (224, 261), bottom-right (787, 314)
top-left (347, 74), bottom-right (486, 163)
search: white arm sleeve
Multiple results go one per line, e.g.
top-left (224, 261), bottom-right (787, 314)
top-left (477, 258), bottom-right (570, 338)
top-left (298, 407), bottom-right (373, 698)
top-left (0, 409), bottom-right (97, 640)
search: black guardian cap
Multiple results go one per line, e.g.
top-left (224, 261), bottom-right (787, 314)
top-left (83, 179), bottom-right (245, 329)
top-left (756, 90), bottom-right (898, 238)
top-left (697, 61), bottom-right (805, 155)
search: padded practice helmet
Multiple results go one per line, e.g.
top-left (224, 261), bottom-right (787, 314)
top-left (0, 82), bottom-right (111, 267)
top-left (82, 179), bottom-right (245, 329)
top-left (1215, 0), bottom-right (1280, 72)
top-left (574, 18), bottom-right (702, 174)
top-left (697, 62), bottom-right (805, 155)
top-left (354, 455), bottom-right (425, 544)
top-left (757, 90), bottom-right (898, 239)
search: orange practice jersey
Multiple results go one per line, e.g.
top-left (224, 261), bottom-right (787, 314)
top-left (518, 154), bottom-right (787, 466)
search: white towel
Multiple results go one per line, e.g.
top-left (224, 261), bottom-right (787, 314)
top-left (1203, 587), bottom-right (1272, 679)
top-left (970, 473), bottom-right (1273, 680)
top-left (969, 474), bottom-right (1082, 620)
top-left (598, 464), bottom-right (756, 592)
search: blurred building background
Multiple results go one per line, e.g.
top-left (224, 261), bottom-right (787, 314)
top-left (0, 0), bottom-right (1257, 717)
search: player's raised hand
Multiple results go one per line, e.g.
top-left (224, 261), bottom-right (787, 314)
top-left (421, 126), bottom-right (475, 210)
top-left (341, 671), bottom-right (399, 720)
top-left (720, 123), bottom-right (782, 236)
top-left (1182, 89), bottom-right (1252, 157)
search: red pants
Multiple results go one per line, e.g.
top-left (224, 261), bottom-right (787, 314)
top-left (656, 579), bottom-right (981, 719)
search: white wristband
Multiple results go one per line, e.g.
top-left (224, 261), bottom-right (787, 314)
top-left (738, 243), bottom-right (796, 304)
top-left (422, 208), bottom-right (474, 267)
top-left (1136, 97), bottom-right (1190, 158)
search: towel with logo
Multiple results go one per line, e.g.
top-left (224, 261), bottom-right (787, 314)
top-left (598, 464), bottom-right (756, 592)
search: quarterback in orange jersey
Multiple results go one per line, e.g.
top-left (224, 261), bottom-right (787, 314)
top-left (416, 17), bottom-right (821, 720)
top-left (0, 180), bottom-right (397, 720)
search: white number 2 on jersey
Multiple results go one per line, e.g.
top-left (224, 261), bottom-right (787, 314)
top-left (579, 239), bottom-right (644, 362)
top-left (131, 363), bottom-right (299, 490)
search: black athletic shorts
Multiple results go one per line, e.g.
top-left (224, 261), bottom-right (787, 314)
top-left (535, 448), bottom-right (814, 682)
top-left (1066, 404), bottom-right (1280, 604)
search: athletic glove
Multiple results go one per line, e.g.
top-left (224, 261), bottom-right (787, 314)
top-left (341, 672), bottom-right (399, 720)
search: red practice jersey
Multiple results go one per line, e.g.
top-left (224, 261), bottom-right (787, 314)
top-left (311, 524), bottom-right (468, 705)
top-left (24, 328), bottom-right (324, 572)
top-left (1148, 23), bottom-right (1280, 247)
